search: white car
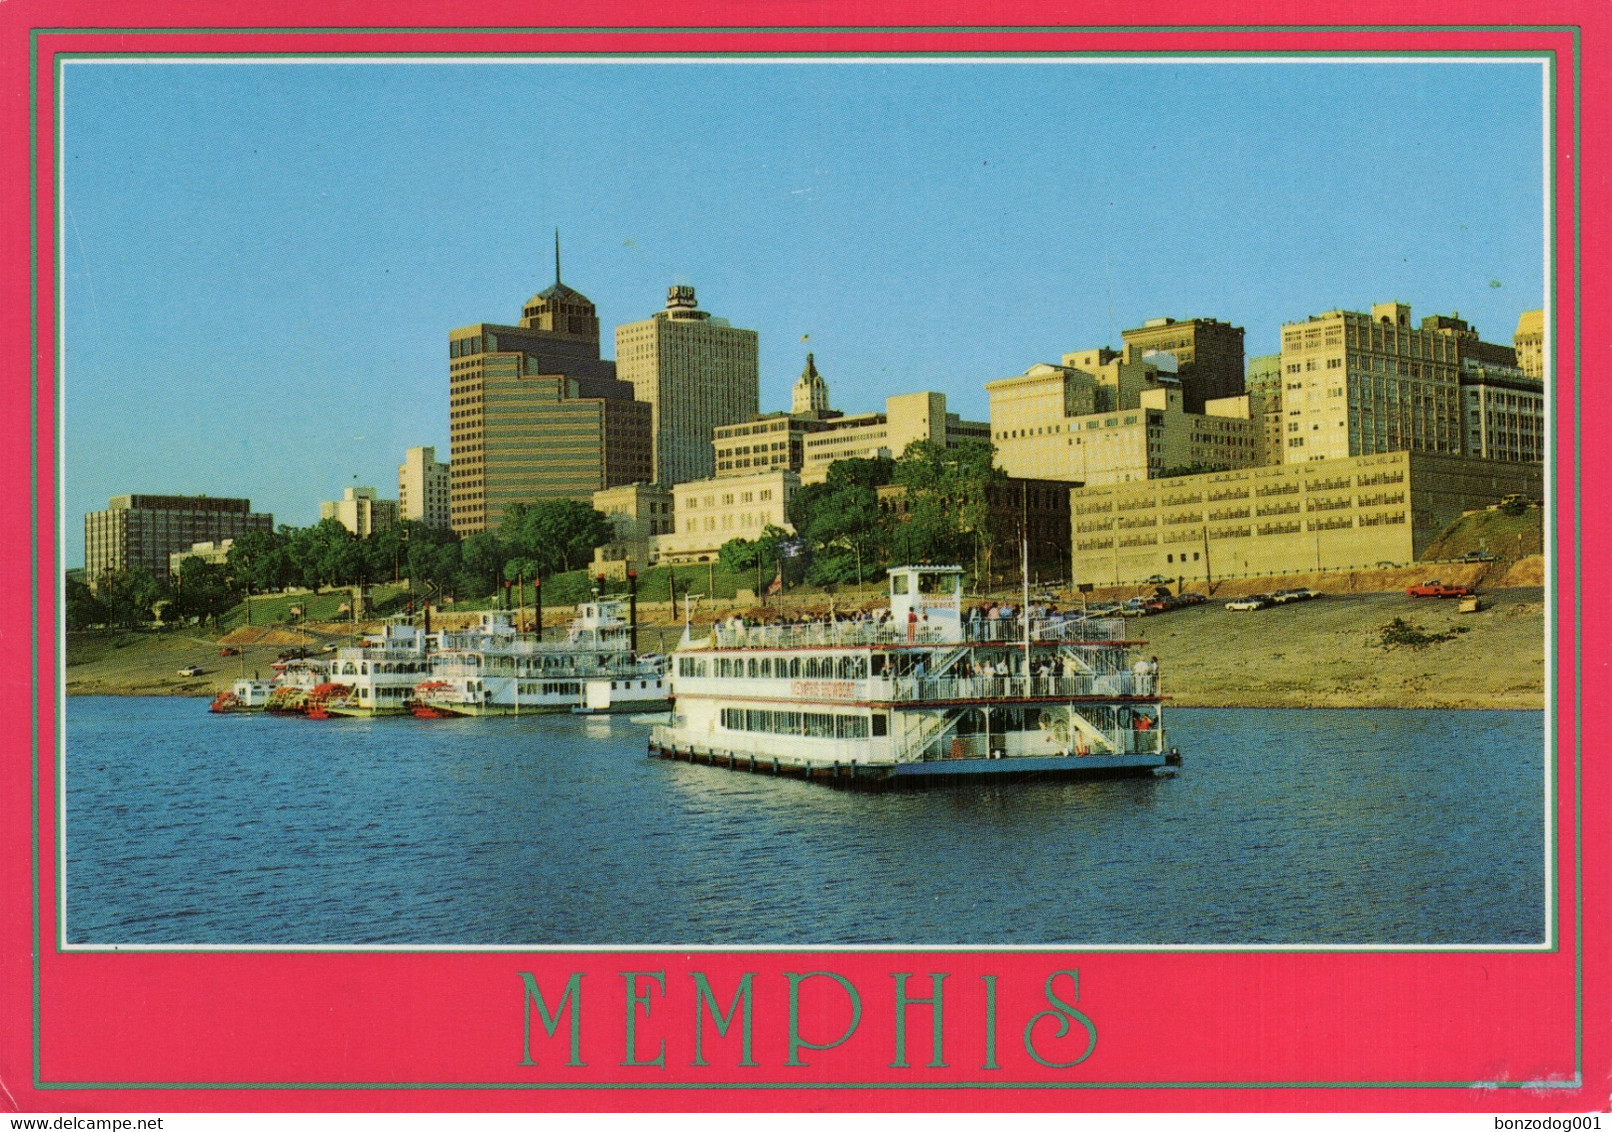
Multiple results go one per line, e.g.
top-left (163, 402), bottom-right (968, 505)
top-left (177, 665), bottom-right (204, 676)
top-left (1225, 595), bottom-right (1270, 611)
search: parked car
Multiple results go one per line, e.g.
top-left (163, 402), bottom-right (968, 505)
top-left (1120, 597), bottom-right (1152, 616)
top-left (1143, 574), bottom-right (1171, 586)
top-left (218, 646), bottom-right (239, 657)
top-left (1459, 550), bottom-right (1498, 562)
top-left (1086, 602), bottom-right (1122, 617)
top-left (1225, 594), bottom-right (1271, 611)
top-left (1407, 580), bottom-right (1474, 598)
top-left (1272, 588), bottom-right (1318, 603)
top-left (177, 665), bottom-right (204, 676)
top-left (1175, 592), bottom-right (1208, 605)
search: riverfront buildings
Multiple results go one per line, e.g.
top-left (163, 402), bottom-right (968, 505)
top-left (660, 468), bottom-right (800, 564)
top-left (1066, 451), bottom-right (1543, 587)
top-left (615, 285), bottom-right (760, 487)
top-left (449, 265), bottom-right (652, 535)
top-left (1120, 317), bottom-right (1246, 413)
top-left (987, 349), bottom-right (1261, 486)
top-left (590, 481), bottom-right (675, 577)
top-left (85, 494), bottom-right (272, 586)
top-left (799, 391), bottom-right (989, 484)
top-left (398, 446), bottom-right (450, 529)
top-left (320, 486), bottom-right (398, 538)
top-left (713, 355), bottom-right (843, 478)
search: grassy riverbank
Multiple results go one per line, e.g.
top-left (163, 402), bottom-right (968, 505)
top-left (64, 584), bottom-right (1546, 709)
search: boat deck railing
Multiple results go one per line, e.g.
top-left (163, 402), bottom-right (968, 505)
top-left (707, 616), bottom-right (1126, 651)
top-left (675, 672), bottom-right (1159, 702)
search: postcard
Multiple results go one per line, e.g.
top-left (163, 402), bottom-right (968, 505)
top-left (2, 0), bottom-right (1606, 1116)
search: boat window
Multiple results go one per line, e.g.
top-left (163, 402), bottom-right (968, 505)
top-left (790, 658), bottom-right (801, 678)
top-left (360, 664), bottom-right (368, 675)
top-left (871, 655), bottom-right (886, 676)
top-left (892, 575), bottom-right (909, 595)
top-left (871, 713), bottom-right (889, 737)
top-left (747, 658), bottom-right (758, 679)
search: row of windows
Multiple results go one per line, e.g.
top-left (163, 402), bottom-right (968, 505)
top-left (720, 708), bottom-right (880, 740)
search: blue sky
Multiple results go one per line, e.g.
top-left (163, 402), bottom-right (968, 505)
top-left (59, 58), bottom-right (1547, 566)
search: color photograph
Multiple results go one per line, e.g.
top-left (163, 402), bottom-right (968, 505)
top-left (7, 6), bottom-right (1600, 1115)
top-left (57, 55), bottom-right (1551, 949)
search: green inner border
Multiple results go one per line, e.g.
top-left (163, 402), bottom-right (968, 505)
top-left (30, 26), bottom-right (1584, 1094)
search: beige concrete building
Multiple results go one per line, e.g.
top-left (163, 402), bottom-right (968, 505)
top-left (398, 445), bottom-right (450, 529)
top-left (658, 468), bottom-right (799, 563)
top-left (1460, 359), bottom-right (1546, 463)
top-left (590, 481), bottom-right (674, 577)
top-left (1243, 353), bottom-right (1285, 467)
top-left (320, 486), bottom-right (399, 538)
top-left (168, 539), bottom-right (235, 577)
top-left (85, 494), bottom-right (272, 587)
top-left (799, 391), bottom-right (989, 484)
top-left (988, 357), bottom-right (1260, 486)
top-left (1068, 451), bottom-right (1543, 587)
top-left (1121, 316), bottom-right (1246, 413)
top-left (1278, 302), bottom-right (1465, 464)
top-left (449, 261), bottom-right (652, 535)
top-left (1515, 309), bottom-right (1546, 379)
top-left (615, 285), bottom-right (760, 487)
top-left (713, 354), bottom-right (845, 478)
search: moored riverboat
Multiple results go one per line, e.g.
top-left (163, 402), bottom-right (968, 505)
top-left (409, 603), bottom-right (668, 718)
top-left (649, 565), bottom-right (1178, 787)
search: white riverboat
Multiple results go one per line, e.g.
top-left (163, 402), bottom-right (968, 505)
top-left (410, 602), bottom-right (668, 718)
top-left (308, 623), bottom-right (434, 718)
top-left (649, 565), bottom-right (1178, 787)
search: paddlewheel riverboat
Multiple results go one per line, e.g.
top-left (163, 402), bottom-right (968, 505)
top-left (409, 604), bottom-right (668, 718)
top-left (649, 565), bottom-right (1179, 787)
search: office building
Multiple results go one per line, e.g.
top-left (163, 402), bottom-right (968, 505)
top-left (591, 481), bottom-right (675, 577)
top-left (988, 354), bottom-right (1260, 486)
top-left (320, 486), bottom-right (399, 538)
top-left (713, 354), bottom-right (844, 478)
top-left (1243, 353), bottom-right (1285, 466)
top-left (398, 446), bottom-right (450, 529)
top-left (1278, 302), bottom-right (1463, 463)
top-left (799, 391), bottom-right (990, 484)
top-left (1515, 309), bottom-right (1546, 379)
top-left (1460, 359), bottom-right (1546, 463)
top-left (1121, 317), bottom-right (1246, 413)
top-left (1067, 451), bottom-right (1542, 587)
top-left (659, 468), bottom-right (799, 563)
top-left (167, 539), bottom-right (236, 577)
top-left (85, 494), bottom-right (272, 586)
top-left (449, 257), bottom-right (652, 534)
top-left (615, 285), bottom-right (760, 486)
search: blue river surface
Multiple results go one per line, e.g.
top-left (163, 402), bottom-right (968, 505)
top-left (61, 697), bottom-right (1546, 947)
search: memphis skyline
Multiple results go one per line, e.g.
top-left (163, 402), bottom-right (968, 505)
top-left (59, 58), bottom-right (1547, 568)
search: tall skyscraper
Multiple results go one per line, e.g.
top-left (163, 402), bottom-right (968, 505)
top-left (614, 285), bottom-right (759, 486)
top-left (84, 494), bottom-right (272, 585)
top-left (448, 244), bottom-right (652, 535)
top-left (398, 446), bottom-right (450, 529)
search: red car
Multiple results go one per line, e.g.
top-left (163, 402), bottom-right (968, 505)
top-left (218, 646), bottom-right (240, 656)
top-left (1406, 580), bottom-right (1474, 598)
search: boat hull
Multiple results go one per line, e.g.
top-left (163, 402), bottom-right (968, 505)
top-left (647, 740), bottom-right (1169, 788)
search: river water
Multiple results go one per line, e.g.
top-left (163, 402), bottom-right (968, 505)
top-left (61, 698), bottom-right (1545, 947)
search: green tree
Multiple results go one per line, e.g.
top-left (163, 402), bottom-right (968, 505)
top-left (174, 556), bottom-right (241, 627)
top-left (892, 439), bottom-right (1002, 578)
top-left (95, 568), bottom-right (168, 630)
top-left (226, 528), bottom-right (291, 595)
top-left (718, 536), bottom-right (760, 574)
top-left (502, 500), bottom-right (613, 575)
top-left (65, 577), bottom-right (107, 630)
top-left (457, 531), bottom-right (508, 597)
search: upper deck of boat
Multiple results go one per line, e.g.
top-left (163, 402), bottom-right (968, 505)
top-left (698, 615), bottom-right (1132, 652)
